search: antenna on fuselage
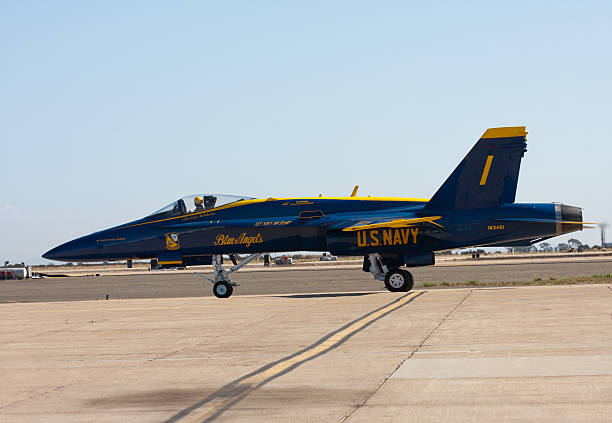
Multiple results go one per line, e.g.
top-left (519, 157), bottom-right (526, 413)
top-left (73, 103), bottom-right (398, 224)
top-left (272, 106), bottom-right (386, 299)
top-left (351, 186), bottom-right (359, 197)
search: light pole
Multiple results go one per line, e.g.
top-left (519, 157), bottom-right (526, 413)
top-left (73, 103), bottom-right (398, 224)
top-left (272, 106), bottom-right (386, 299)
top-left (600, 223), bottom-right (608, 247)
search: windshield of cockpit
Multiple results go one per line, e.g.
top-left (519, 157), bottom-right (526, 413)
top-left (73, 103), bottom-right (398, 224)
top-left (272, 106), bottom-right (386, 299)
top-left (147, 194), bottom-right (255, 219)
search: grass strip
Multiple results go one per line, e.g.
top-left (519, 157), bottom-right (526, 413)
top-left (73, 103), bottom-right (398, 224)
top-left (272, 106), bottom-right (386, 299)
top-left (423, 275), bottom-right (612, 289)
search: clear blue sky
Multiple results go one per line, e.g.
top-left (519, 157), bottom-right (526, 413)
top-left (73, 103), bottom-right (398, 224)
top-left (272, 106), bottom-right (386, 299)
top-left (1, 1), bottom-right (610, 264)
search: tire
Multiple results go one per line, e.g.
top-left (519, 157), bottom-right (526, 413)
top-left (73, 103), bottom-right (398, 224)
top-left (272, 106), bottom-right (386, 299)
top-left (213, 281), bottom-right (233, 298)
top-left (384, 269), bottom-right (414, 292)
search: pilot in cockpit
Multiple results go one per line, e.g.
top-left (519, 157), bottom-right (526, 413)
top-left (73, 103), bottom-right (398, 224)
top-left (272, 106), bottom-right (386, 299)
top-left (193, 196), bottom-right (205, 212)
top-left (204, 195), bottom-right (217, 210)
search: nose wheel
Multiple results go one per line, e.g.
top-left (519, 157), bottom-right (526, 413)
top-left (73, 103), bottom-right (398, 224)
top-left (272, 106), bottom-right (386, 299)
top-left (213, 281), bottom-right (233, 298)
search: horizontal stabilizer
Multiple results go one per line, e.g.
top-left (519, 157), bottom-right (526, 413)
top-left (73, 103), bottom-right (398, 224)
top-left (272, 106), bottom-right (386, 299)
top-left (479, 235), bottom-right (558, 247)
top-left (495, 217), bottom-right (597, 225)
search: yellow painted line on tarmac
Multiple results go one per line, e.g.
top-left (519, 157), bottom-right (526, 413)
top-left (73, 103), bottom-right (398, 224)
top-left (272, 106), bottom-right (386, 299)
top-left (172, 291), bottom-right (424, 423)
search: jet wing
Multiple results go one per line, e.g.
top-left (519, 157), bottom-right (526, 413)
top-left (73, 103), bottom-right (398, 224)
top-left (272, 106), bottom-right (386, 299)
top-left (338, 216), bottom-right (444, 232)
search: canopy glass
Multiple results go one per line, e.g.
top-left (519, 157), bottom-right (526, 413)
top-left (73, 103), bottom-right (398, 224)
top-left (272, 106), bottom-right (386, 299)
top-left (147, 194), bottom-right (255, 218)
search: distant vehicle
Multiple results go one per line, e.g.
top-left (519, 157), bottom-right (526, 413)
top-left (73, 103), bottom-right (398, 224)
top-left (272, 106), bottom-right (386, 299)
top-left (0, 268), bottom-right (27, 280)
top-left (43, 126), bottom-right (592, 298)
top-left (274, 256), bottom-right (293, 265)
top-left (320, 252), bottom-right (338, 261)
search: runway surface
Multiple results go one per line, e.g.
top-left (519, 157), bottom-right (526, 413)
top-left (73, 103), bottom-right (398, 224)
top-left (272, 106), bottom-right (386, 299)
top-left (2, 284), bottom-right (611, 422)
top-left (2, 259), bottom-right (612, 303)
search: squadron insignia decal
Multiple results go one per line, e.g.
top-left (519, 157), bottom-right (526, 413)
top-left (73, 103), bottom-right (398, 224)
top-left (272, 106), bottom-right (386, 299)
top-left (165, 233), bottom-right (180, 250)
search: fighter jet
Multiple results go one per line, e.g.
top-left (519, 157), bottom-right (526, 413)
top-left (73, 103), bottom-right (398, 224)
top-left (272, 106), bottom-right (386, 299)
top-left (44, 126), bottom-right (591, 298)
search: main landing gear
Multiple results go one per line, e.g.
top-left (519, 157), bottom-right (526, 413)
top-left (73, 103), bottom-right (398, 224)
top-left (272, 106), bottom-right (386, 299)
top-left (367, 253), bottom-right (414, 292)
top-left (197, 253), bottom-right (263, 298)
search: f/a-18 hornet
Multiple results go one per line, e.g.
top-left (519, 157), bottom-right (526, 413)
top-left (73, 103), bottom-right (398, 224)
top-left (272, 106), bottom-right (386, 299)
top-left (44, 126), bottom-right (591, 298)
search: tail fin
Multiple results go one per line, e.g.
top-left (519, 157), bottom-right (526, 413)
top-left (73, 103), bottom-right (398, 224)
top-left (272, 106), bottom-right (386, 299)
top-left (424, 126), bottom-right (527, 211)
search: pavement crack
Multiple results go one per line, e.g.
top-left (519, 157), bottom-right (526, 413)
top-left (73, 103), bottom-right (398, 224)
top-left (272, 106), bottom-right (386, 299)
top-left (0, 374), bottom-right (101, 411)
top-left (341, 289), bottom-right (473, 422)
top-left (409, 289), bottom-right (473, 356)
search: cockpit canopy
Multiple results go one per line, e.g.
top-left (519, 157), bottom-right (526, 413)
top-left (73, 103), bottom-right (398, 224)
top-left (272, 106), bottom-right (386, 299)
top-left (147, 194), bottom-right (256, 219)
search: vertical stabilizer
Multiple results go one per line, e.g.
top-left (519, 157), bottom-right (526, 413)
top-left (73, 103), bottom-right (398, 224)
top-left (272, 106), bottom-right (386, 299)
top-left (424, 126), bottom-right (527, 211)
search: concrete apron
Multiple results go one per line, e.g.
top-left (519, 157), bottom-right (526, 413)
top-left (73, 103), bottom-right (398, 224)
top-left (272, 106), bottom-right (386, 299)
top-left (1, 285), bottom-right (611, 422)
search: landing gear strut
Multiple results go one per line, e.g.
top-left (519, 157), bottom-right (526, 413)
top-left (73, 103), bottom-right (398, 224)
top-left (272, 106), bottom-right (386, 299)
top-left (197, 253), bottom-right (263, 298)
top-left (366, 253), bottom-right (414, 292)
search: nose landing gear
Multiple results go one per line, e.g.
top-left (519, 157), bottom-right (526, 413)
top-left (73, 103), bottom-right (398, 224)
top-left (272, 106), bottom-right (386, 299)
top-left (197, 253), bottom-right (263, 298)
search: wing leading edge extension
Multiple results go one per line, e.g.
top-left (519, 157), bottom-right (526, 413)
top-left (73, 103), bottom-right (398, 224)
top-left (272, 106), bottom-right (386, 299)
top-left (340, 216), bottom-right (444, 232)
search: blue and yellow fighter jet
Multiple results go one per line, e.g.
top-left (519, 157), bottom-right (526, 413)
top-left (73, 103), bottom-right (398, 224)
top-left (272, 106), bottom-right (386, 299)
top-left (44, 126), bottom-right (591, 298)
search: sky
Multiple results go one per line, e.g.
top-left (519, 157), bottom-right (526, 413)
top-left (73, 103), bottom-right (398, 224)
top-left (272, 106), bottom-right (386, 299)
top-left (1, 1), bottom-right (611, 264)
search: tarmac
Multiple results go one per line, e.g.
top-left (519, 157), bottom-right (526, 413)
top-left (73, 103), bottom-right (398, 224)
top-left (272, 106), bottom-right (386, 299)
top-left (3, 258), bottom-right (612, 303)
top-left (2, 262), bottom-right (612, 422)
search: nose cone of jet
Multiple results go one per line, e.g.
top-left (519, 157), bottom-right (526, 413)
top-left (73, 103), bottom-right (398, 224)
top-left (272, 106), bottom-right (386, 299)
top-left (42, 244), bottom-right (68, 261)
top-left (42, 235), bottom-right (97, 262)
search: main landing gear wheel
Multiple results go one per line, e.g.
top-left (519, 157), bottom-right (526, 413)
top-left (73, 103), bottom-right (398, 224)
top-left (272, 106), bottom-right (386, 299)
top-left (213, 281), bottom-right (233, 298)
top-left (384, 269), bottom-right (414, 292)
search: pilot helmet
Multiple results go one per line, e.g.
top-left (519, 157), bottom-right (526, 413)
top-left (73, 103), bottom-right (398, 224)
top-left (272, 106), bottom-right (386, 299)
top-left (194, 196), bottom-right (203, 206)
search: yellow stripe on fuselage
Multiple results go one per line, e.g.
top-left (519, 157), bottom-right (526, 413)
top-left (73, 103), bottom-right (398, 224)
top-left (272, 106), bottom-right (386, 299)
top-left (286, 196), bottom-right (430, 202)
top-left (479, 155), bottom-right (494, 186)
